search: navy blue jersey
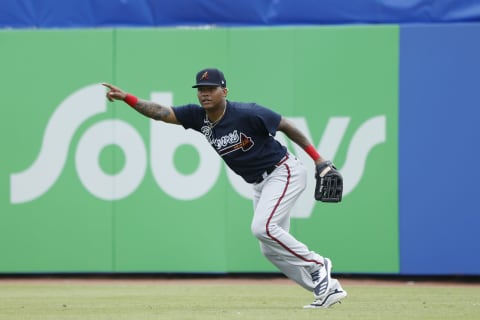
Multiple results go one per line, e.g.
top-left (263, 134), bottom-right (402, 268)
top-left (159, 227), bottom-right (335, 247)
top-left (173, 101), bottom-right (287, 183)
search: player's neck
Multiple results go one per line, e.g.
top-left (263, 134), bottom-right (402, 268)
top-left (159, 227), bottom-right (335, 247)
top-left (206, 102), bottom-right (227, 124)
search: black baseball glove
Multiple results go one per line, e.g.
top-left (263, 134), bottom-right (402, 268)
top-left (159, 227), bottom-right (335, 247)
top-left (314, 160), bottom-right (343, 202)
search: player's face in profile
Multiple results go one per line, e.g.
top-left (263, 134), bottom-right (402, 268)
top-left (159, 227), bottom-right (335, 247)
top-left (197, 86), bottom-right (227, 109)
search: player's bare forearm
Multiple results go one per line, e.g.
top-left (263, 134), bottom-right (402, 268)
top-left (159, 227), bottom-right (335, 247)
top-left (278, 117), bottom-right (325, 164)
top-left (102, 82), bottom-right (179, 124)
top-left (278, 117), bottom-right (311, 148)
top-left (133, 99), bottom-right (179, 124)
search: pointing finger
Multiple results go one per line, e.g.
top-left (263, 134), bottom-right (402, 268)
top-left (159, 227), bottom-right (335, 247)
top-left (102, 82), bottom-right (114, 90)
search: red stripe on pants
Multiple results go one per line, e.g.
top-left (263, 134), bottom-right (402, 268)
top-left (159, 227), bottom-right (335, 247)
top-left (265, 163), bottom-right (323, 266)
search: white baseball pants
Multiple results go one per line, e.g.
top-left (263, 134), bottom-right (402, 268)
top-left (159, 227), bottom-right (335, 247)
top-left (251, 155), bottom-right (326, 291)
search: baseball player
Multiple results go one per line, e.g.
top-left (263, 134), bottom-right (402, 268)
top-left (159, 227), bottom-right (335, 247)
top-left (102, 68), bottom-right (346, 308)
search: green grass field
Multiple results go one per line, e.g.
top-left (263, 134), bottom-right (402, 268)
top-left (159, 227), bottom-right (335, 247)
top-left (0, 279), bottom-right (479, 320)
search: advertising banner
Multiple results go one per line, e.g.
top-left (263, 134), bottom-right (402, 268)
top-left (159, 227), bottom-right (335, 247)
top-left (0, 26), bottom-right (398, 273)
top-left (0, 30), bottom-right (115, 272)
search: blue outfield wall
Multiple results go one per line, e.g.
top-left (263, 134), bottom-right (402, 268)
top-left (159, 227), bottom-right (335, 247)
top-left (399, 23), bottom-right (480, 275)
top-left (1, 0), bottom-right (480, 275)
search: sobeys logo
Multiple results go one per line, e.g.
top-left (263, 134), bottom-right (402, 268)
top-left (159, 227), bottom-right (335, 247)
top-left (9, 84), bottom-right (387, 218)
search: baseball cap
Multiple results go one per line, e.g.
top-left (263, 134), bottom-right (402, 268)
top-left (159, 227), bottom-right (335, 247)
top-left (192, 68), bottom-right (227, 88)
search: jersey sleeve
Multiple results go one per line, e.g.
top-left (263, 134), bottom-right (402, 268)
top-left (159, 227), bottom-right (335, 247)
top-left (172, 104), bottom-right (204, 131)
top-left (251, 103), bottom-right (282, 136)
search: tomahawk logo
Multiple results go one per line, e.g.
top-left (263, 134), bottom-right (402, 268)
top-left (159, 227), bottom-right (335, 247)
top-left (9, 84), bottom-right (387, 218)
top-left (217, 131), bottom-right (254, 156)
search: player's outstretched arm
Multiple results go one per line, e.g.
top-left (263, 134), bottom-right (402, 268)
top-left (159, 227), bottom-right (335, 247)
top-left (102, 82), bottom-right (180, 124)
top-left (277, 117), bottom-right (325, 164)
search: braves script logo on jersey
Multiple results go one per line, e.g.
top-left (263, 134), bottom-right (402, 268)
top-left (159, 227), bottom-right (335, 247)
top-left (201, 126), bottom-right (254, 156)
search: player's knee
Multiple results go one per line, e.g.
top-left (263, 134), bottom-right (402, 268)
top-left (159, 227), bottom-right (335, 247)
top-left (251, 222), bottom-right (268, 240)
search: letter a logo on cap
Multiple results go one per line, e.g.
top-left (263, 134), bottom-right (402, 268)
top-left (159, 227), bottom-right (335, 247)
top-left (200, 71), bottom-right (209, 80)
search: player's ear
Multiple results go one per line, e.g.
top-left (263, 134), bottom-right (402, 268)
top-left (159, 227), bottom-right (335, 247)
top-left (223, 87), bottom-right (228, 97)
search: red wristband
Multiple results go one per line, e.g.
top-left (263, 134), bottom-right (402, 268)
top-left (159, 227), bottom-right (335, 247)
top-left (124, 93), bottom-right (138, 107)
top-left (304, 144), bottom-right (321, 161)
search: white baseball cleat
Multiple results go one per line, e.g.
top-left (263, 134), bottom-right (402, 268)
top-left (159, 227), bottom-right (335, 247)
top-left (312, 257), bottom-right (332, 300)
top-left (303, 278), bottom-right (347, 309)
